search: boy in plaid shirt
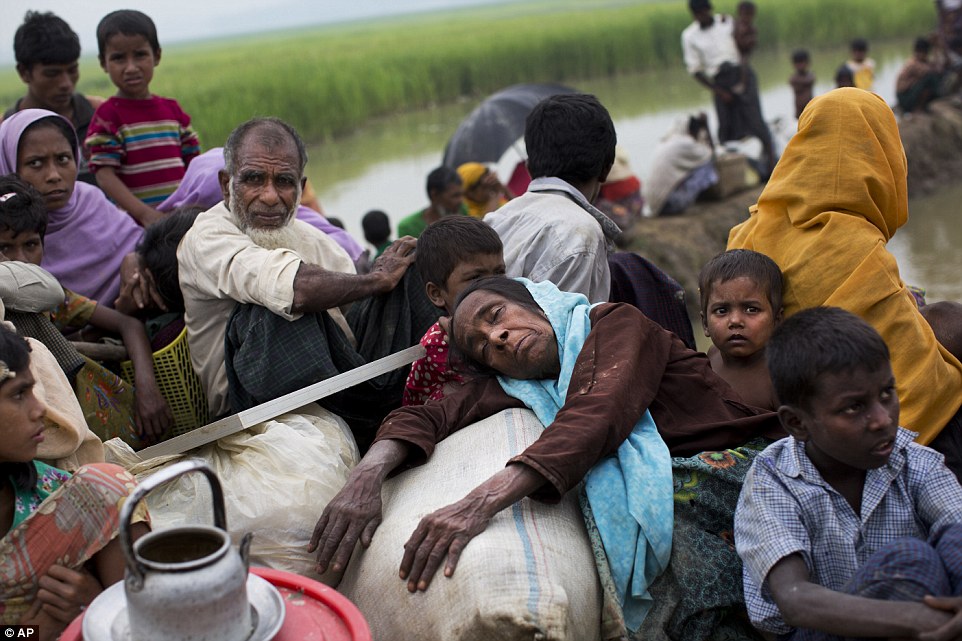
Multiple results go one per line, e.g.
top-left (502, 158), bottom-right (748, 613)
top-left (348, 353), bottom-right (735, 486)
top-left (735, 306), bottom-right (962, 639)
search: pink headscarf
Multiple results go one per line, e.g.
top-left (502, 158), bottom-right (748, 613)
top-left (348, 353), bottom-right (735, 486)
top-left (0, 109), bottom-right (142, 306)
top-left (158, 147), bottom-right (365, 261)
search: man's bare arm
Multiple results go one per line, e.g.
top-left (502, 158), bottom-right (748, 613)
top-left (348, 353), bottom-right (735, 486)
top-left (291, 237), bottom-right (416, 314)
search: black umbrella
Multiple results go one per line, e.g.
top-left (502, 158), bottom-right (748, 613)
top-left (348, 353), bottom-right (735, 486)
top-left (442, 83), bottom-right (579, 169)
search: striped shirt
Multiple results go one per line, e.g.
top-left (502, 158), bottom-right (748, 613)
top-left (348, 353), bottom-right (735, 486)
top-left (735, 428), bottom-right (962, 635)
top-left (85, 95), bottom-right (200, 207)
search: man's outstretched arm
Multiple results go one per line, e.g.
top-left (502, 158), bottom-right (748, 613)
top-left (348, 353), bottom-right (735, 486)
top-left (291, 237), bottom-right (416, 314)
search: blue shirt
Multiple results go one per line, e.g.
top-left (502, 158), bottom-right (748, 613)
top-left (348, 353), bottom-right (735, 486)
top-left (734, 427), bottom-right (962, 634)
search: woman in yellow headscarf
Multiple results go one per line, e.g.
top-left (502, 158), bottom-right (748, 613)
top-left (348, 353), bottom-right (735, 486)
top-left (457, 162), bottom-right (512, 219)
top-left (728, 88), bottom-right (962, 467)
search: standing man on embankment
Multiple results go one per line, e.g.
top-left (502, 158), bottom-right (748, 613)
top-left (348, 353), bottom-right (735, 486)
top-left (681, 0), bottom-right (775, 176)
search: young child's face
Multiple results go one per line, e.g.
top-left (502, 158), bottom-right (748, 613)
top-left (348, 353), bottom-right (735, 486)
top-left (18, 61), bottom-right (80, 113)
top-left (430, 253), bottom-right (506, 314)
top-left (16, 124), bottom-right (77, 211)
top-left (787, 364), bottom-right (899, 475)
top-left (0, 368), bottom-right (46, 464)
top-left (738, 6), bottom-right (755, 22)
top-left (793, 60), bottom-right (810, 74)
top-left (851, 48), bottom-right (867, 63)
top-left (0, 230), bottom-right (43, 265)
top-left (101, 33), bottom-right (160, 100)
top-left (702, 276), bottom-right (779, 360)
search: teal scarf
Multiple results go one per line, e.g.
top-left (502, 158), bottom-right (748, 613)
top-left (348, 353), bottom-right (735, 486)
top-left (497, 279), bottom-right (673, 631)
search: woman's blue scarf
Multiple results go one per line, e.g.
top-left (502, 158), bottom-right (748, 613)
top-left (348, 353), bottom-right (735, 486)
top-left (497, 279), bottom-right (673, 631)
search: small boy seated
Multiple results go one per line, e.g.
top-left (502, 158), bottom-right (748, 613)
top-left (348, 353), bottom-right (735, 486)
top-left (85, 10), bottom-right (200, 227)
top-left (402, 216), bottom-right (505, 405)
top-left (699, 249), bottom-right (783, 410)
top-left (735, 306), bottom-right (962, 639)
top-left (896, 36), bottom-right (944, 113)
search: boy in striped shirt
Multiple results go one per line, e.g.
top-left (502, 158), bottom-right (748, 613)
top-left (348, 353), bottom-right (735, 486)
top-left (85, 10), bottom-right (200, 226)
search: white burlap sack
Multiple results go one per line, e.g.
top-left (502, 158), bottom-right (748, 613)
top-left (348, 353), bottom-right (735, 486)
top-left (104, 403), bottom-right (358, 583)
top-left (337, 408), bottom-right (602, 641)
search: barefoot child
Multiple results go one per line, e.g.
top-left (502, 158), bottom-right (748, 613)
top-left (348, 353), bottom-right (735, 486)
top-left (736, 306), bottom-right (962, 639)
top-left (402, 216), bottom-right (505, 405)
top-left (0, 326), bottom-right (149, 639)
top-left (699, 249), bottom-right (783, 410)
top-left (789, 49), bottom-right (815, 118)
top-left (0, 175), bottom-right (172, 446)
top-left (85, 10), bottom-right (200, 226)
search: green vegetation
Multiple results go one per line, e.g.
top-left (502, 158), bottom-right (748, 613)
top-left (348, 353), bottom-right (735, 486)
top-left (0, 0), bottom-right (934, 147)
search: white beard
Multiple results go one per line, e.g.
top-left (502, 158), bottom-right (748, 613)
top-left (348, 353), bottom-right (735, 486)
top-left (228, 180), bottom-right (303, 252)
top-left (244, 224), bottom-right (303, 251)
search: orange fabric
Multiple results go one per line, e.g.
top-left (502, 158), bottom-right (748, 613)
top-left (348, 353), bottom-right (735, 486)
top-left (728, 88), bottom-right (962, 443)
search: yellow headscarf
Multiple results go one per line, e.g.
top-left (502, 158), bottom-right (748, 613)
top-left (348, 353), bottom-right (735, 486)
top-left (457, 162), bottom-right (487, 191)
top-left (729, 88), bottom-right (962, 443)
top-left (457, 162), bottom-right (491, 219)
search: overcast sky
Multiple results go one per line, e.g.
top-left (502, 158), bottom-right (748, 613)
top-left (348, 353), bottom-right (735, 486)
top-left (2, 0), bottom-right (506, 64)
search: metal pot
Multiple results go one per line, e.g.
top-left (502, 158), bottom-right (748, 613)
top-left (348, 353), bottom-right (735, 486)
top-left (119, 460), bottom-right (254, 641)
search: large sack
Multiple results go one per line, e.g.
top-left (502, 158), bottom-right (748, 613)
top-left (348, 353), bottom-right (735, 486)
top-left (104, 403), bottom-right (357, 583)
top-left (338, 408), bottom-right (602, 641)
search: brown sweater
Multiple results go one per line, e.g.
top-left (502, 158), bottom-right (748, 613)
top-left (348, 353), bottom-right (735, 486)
top-left (375, 303), bottom-right (784, 502)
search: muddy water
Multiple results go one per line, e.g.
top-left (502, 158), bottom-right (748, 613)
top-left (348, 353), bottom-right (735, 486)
top-left (897, 183), bottom-right (962, 303)
top-left (307, 37), bottom-right (960, 303)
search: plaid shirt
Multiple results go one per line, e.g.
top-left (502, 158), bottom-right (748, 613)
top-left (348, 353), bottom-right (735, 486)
top-left (735, 427), bottom-right (962, 635)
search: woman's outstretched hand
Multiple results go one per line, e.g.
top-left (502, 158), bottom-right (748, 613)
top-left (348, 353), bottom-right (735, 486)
top-left (308, 439), bottom-right (410, 575)
top-left (309, 471), bottom-right (384, 575)
top-left (399, 494), bottom-right (493, 592)
top-left (398, 463), bottom-right (547, 593)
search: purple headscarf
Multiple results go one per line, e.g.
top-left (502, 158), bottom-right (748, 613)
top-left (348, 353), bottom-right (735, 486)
top-left (158, 147), bottom-right (365, 261)
top-left (0, 109), bottom-right (142, 307)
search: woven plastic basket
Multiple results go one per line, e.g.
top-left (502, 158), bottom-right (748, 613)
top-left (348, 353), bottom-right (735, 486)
top-left (120, 326), bottom-right (209, 437)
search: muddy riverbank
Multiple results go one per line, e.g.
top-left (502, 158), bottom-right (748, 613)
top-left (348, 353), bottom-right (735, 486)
top-left (622, 98), bottom-right (962, 324)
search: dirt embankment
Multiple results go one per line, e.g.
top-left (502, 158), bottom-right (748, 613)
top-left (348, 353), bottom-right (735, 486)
top-left (621, 98), bottom-right (962, 322)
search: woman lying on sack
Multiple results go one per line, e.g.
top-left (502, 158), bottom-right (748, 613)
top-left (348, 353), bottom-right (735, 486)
top-left (310, 276), bottom-right (783, 635)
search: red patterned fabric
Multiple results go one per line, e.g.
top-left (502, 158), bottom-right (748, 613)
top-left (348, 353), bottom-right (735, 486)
top-left (402, 321), bottom-right (465, 406)
top-left (0, 463), bottom-right (148, 623)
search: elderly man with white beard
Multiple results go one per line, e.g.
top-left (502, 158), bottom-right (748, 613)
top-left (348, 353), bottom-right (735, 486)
top-left (178, 118), bottom-right (440, 441)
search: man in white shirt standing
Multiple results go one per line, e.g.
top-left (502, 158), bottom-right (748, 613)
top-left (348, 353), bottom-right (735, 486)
top-left (681, 0), bottom-right (775, 175)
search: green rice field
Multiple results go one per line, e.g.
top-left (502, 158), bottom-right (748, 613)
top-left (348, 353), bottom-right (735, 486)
top-left (0, 0), bottom-right (934, 147)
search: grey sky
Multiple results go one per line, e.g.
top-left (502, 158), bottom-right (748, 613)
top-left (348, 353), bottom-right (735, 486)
top-left (1, 0), bottom-right (505, 64)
